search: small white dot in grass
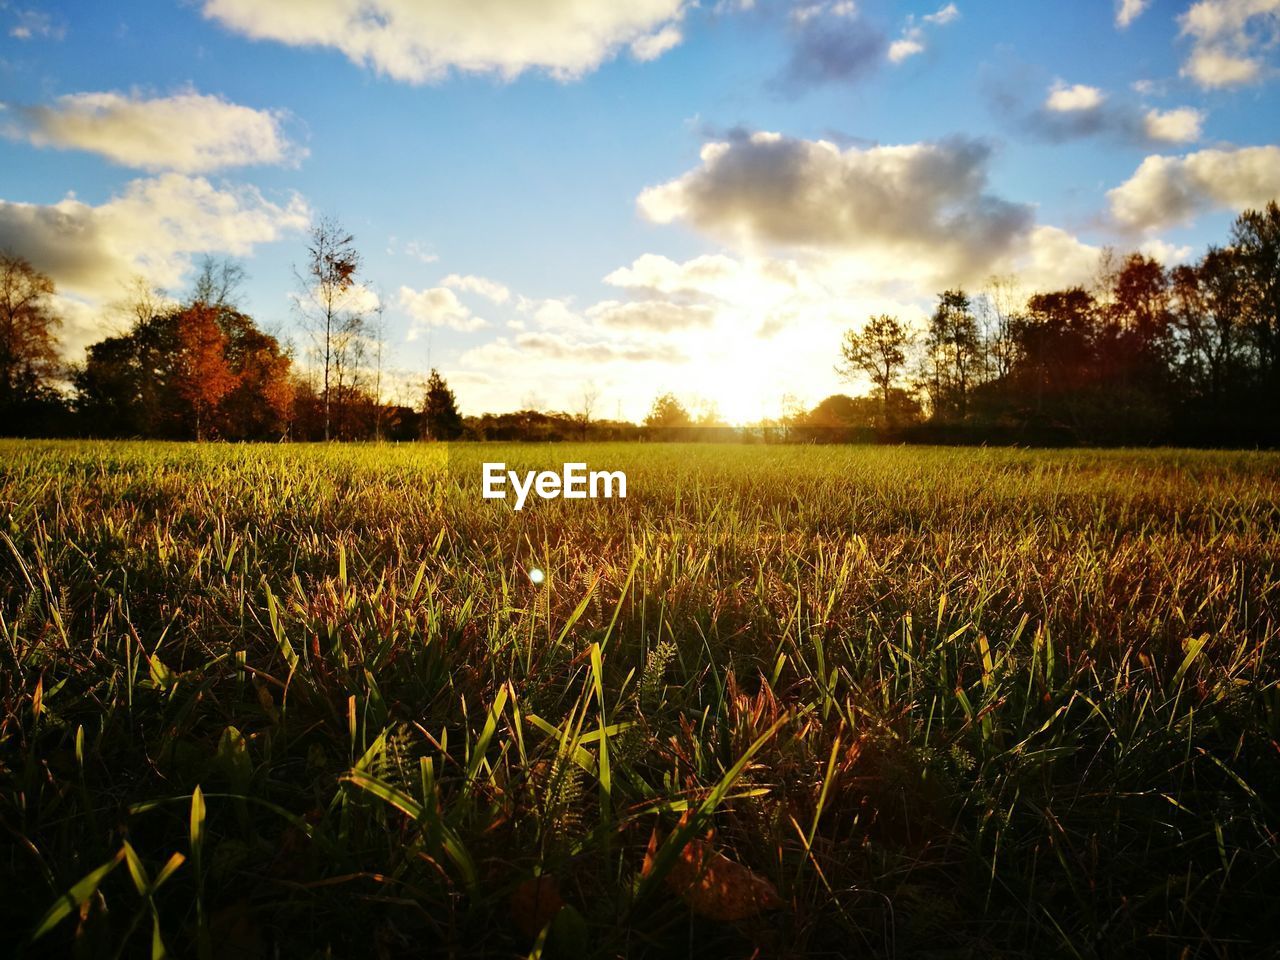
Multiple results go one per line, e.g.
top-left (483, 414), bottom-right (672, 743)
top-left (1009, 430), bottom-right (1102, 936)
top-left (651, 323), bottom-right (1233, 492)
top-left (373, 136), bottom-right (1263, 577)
top-left (528, 567), bottom-right (546, 585)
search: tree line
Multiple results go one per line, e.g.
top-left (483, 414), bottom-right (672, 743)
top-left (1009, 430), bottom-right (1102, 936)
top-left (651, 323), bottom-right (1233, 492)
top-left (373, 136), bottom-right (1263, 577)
top-left (2, 204), bottom-right (1278, 446)
top-left (823, 203), bottom-right (1280, 446)
top-left (1, 219), bottom-right (467, 442)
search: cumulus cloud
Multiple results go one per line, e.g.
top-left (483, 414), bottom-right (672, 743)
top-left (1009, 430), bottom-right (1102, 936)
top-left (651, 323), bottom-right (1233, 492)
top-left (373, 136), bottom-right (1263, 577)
top-left (1015, 226), bottom-right (1104, 291)
top-left (925, 3), bottom-right (961, 25)
top-left (887, 35), bottom-right (924, 63)
top-left (464, 331), bottom-right (676, 367)
top-left (776, 1), bottom-right (886, 90)
top-left (1178, 0), bottom-right (1280, 88)
top-left (201, 0), bottom-right (689, 82)
top-left (398, 285), bottom-right (487, 334)
top-left (1143, 106), bottom-right (1205, 143)
top-left (637, 131), bottom-right (1033, 285)
top-left (889, 3), bottom-right (960, 64)
top-left (1108, 145), bottom-right (1280, 230)
top-left (1045, 82), bottom-right (1105, 112)
top-left (1139, 238), bottom-right (1194, 263)
top-left (586, 299), bottom-right (716, 332)
top-left (3, 90), bottom-right (303, 173)
top-left (441, 273), bottom-right (510, 303)
top-left (997, 78), bottom-right (1203, 145)
top-left (0, 174), bottom-right (309, 305)
top-left (630, 25), bottom-right (683, 61)
top-left (1116, 0), bottom-right (1152, 28)
top-left (605, 252), bottom-right (761, 300)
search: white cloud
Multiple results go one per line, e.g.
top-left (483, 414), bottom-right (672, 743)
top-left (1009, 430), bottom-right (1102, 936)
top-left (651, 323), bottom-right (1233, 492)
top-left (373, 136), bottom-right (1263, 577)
top-left (888, 35), bottom-right (924, 62)
top-left (1006, 79), bottom-right (1203, 146)
top-left (1045, 82), bottom-right (1105, 112)
top-left (7, 7), bottom-right (64, 40)
top-left (586, 299), bottom-right (716, 331)
top-left (0, 174), bottom-right (309, 305)
top-left (1183, 46), bottom-right (1263, 86)
top-left (441, 273), bottom-right (510, 303)
top-left (5, 91), bottom-right (303, 173)
top-left (398, 285), bottom-right (487, 334)
top-left (1178, 0), bottom-right (1280, 88)
top-left (637, 131), bottom-right (1033, 286)
top-left (1108, 145), bottom-right (1280, 231)
top-left (630, 25), bottom-right (682, 62)
top-left (1143, 106), bottom-right (1204, 143)
top-left (1014, 226), bottom-right (1103, 291)
top-left (924, 3), bottom-right (960, 26)
top-left (888, 3), bottom-right (958, 64)
top-left (460, 331), bottom-right (677, 384)
top-left (1116, 0), bottom-right (1151, 28)
top-left (1139, 238), bottom-right (1194, 263)
top-left (201, 0), bottom-right (689, 82)
top-left (605, 252), bottom-right (759, 299)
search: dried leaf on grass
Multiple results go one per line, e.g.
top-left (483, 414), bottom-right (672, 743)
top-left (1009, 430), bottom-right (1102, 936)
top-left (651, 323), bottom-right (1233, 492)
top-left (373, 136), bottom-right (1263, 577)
top-left (644, 828), bottom-right (784, 922)
top-left (509, 875), bottom-right (564, 939)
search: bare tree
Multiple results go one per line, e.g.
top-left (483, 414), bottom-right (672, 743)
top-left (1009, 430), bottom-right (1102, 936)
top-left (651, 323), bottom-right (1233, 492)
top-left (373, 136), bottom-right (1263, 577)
top-left (575, 380), bottom-right (598, 440)
top-left (295, 216), bottom-right (362, 441)
top-left (330, 309), bottom-right (367, 439)
top-left (369, 294), bottom-right (387, 441)
top-left (112, 275), bottom-right (169, 332)
top-left (190, 255), bottom-right (247, 310)
top-left (980, 274), bottom-right (1021, 381)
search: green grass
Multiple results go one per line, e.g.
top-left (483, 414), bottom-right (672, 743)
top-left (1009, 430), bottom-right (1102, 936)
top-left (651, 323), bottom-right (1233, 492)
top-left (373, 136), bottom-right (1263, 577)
top-left (3, 440), bottom-right (1279, 957)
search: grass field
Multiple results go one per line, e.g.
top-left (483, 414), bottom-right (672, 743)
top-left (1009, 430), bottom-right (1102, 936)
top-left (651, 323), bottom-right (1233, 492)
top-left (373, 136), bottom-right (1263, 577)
top-left (3, 440), bottom-right (1280, 958)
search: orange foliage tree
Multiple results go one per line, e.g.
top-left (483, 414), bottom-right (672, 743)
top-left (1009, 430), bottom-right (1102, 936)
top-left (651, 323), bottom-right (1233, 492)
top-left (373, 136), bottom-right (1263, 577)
top-left (174, 302), bottom-right (238, 440)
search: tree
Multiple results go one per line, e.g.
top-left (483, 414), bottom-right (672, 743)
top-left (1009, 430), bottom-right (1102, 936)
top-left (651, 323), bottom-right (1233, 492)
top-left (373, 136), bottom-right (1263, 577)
top-left (920, 291), bottom-right (980, 420)
top-left (979, 274), bottom-right (1020, 381)
top-left (76, 301), bottom-right (292, 440)
top-left (575, 381), bottom-right (599, 441)
top-left (1173, 247), bottom-right (1247, 410)
top-left (220, 322), bottom-right (295, 440)
top-left (190, 255), bottom-right (247, 311)
top-left (369, 295), bottom-right (387, 441)
top-left (421, 368), bottom-right (463, 440)
top-left (836, 314), bottom-right (911, 426)
top-left (0, 253), bottom-right (62, 422)
top-left (297, 216), bottom-right (364, 441)
top-left (644, 392), bottom-right (691, 429)
top-left (173, 303), bottom-right (238, 440)
top-left (1231, 201), bottom-right (1280, 393)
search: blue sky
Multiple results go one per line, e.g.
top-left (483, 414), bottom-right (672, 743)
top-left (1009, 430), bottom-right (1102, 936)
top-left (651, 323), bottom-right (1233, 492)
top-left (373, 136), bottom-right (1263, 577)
top-left (2, 0), bottom-right (1279, 421)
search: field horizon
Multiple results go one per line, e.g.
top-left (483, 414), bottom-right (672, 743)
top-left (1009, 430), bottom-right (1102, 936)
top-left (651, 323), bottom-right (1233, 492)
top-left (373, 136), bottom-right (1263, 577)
top-left (3, 439), bottom-right (1279, 957)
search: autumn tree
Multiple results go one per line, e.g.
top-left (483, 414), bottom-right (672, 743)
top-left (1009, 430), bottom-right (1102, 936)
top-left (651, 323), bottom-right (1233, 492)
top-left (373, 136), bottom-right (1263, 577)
top-left (173, 303), bottom-right (237, 440)
top-left (297, 216), bottom-right (364, 441)
top-left (836, 314), bottom-right (912, 427)
top-left (421, 368), bottom-right (463, 440)
top-left (0, 253), bottom-right (62, 424)
top-left (219, 318), bottom-right (295, 440)
top-left (77, 299), bottom-right (292, 440)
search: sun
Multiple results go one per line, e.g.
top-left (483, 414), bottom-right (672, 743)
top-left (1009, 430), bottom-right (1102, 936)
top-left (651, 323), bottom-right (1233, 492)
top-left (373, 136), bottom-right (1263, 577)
top-left (694, 348), bottom-right (788, 426)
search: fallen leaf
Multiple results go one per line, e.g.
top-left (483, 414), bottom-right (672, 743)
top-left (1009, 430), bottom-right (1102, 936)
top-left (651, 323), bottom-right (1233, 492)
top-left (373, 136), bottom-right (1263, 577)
top-left (665, 839), bottom-right (784, 922)
top-left (510, 875), bottom-right (564, 939)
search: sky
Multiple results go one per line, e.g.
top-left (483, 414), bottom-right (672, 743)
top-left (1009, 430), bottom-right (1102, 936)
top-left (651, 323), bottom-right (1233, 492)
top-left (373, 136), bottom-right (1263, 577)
top-left (2, 0), bottom-right (1279, 423)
